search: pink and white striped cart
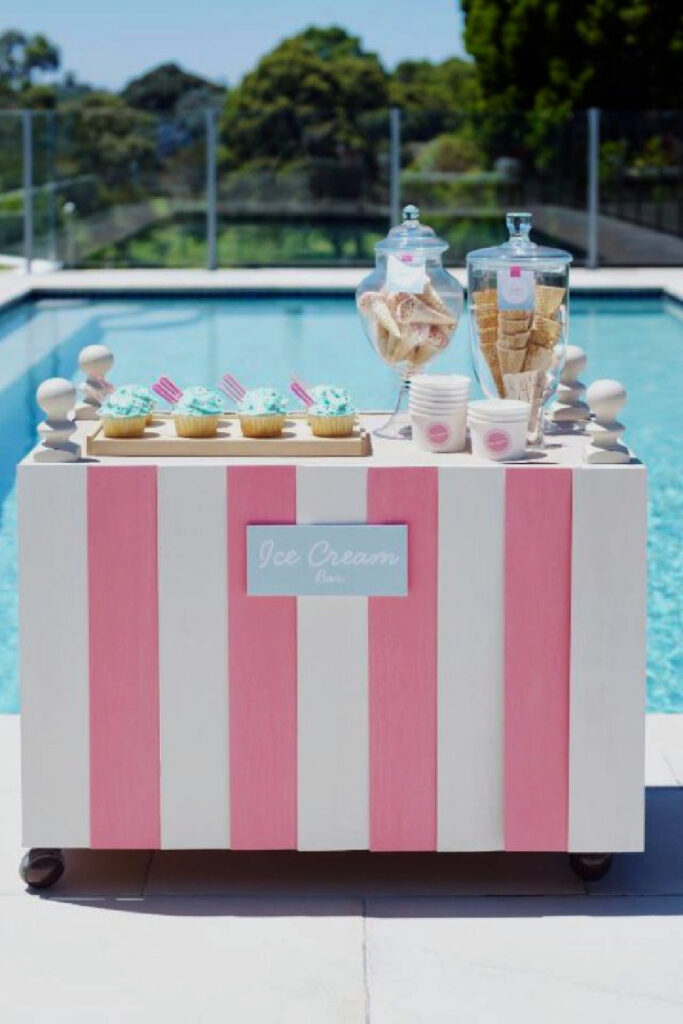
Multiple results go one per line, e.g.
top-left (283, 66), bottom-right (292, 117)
top-left (18, 420), bottom-right (647, 887)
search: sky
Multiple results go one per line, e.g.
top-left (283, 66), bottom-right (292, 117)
top-left (11, 0), bottom-right (467, 90)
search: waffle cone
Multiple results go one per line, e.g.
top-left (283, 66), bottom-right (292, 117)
top-left (479, 326), bottom-right (497, 347)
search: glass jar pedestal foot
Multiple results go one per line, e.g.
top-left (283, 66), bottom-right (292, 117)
top-left (374, 379), bottom-right (412, 439)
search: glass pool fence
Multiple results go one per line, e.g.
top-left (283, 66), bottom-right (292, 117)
top-left (0, 107), bottom-right (681, 271)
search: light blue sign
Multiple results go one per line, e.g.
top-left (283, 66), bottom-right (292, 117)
top-left (247, 525), bottom-right (408, 597)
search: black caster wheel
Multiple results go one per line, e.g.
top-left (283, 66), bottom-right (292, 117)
top-left (20, 848), bottom-right (65, 890)
top-left (569, 852), bottom-right (613, 882)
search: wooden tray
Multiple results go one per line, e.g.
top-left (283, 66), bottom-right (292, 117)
top-left (86, 413), bottom-right (372, 457)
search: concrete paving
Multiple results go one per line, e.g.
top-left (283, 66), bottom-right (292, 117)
top-left (1, 715), bottom-right (683, 1021)
top-left (1, 266), bottom-right (683, 312)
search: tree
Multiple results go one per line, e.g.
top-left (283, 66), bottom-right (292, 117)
top-left (0, 30), bottom-right (59, 91)
top-left (122, 63), bottom-right (224, 116)
top-left (60, 92), bottom-right (157, 192)
top-left (389, 57), bottom-right (480, 110)
top-left (220, 26), bottom-right (390, 172)
top-left (462, 0), bottom-right (683, 116)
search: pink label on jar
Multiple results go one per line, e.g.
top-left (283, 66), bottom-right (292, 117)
top-left (427, 422), bottom-right (451, 445)
top-left (484, 428), bottom-right (511, 455)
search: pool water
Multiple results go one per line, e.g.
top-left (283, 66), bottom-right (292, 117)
top-left (0, 294), bottom-right (680, 712)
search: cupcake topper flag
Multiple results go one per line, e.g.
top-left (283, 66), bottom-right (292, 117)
top-left (152, 377), bottom-right (183, 405)
top-left (219, 374), bottom-right (246, 404)
top-left (290, 380), bottom-right (313, 408)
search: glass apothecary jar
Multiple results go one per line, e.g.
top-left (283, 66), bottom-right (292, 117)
top-left (467, 212), bottom-right (572, 444)
top-left (356, 205), bottom-right (464, 438)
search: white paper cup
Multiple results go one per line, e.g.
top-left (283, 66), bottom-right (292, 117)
top-left (410, 408), bottom-right (467, 453)
top-left (411, 373), bottom-right (471, 393)
top-left (468, 399), bottom-right (530, 461)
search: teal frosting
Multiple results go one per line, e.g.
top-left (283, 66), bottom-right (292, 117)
top-left (309, 384), bottom-right (355, 418)
top-left (98, 391), bottom-right (149, 420)
top-left (174, 386), bottom-right (224, 417)
top-left (117, 384), bottom-right (154, 412)
top-left (238, 387), bottom-right (287, 416)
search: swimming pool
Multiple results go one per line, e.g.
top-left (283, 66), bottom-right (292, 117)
top-left (0, 293), bottom-right (680, 712)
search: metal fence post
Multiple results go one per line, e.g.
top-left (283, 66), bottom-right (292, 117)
top-left (206, 107), bottom-right (218, 271)
top-left (587, 108), bottom-right (600, 269)
top-left (389, 107), bottom-right (401, 227)
top-left (22, 111), bottom-right (33, 274)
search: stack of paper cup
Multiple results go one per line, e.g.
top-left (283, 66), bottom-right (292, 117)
top-left (468, 399), bottom-right (530, 461)
top-left (409, 374), bottom-right (471, 452)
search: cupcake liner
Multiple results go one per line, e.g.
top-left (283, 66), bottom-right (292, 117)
top-left (102, 415), bottom-right (148, 439)
top-left (239, 413), bottom-right (286, 438)
top-left (308, 413), bottom-right (356, 438)
top-left (174, 414), bottom-right (219, 438)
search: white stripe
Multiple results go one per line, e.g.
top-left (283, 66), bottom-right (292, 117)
top-left (19, 464), bottom-right (90, 847)
top-left (296, 466), bottom-right (368, 850)
top-left (437, 466), bottom-right (505, 851)
top-left (158, 467), bottom-right (229, 848)
top-left (568, 466), bottom-right (647, 852)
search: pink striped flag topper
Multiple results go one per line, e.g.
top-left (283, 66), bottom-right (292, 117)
top-left (290, 381), bottom-right (313, 408)
top-left (220, 374), bottom-right (246, 404)
top-left (152, 377), bottom-right (183, 405)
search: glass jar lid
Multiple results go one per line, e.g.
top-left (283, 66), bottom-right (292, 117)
top-left (376, 204), bottom-right (449, 255)
top-left (467, 212), bottom-right (572, 266)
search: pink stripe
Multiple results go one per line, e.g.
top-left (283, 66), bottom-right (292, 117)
top-left (504, 467), bottom-right (572, 851)
top-left (87, 467), bottom-right (160, 848)
top-left (228, 466), bottom-right (297, 848)
top-left (368, 468), bottom-right (438, 851)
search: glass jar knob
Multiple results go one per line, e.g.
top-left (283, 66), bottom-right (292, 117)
top-left (402, 204), bottom-right (420, 222)
top-left (505, 211), bottom-right (535, 253)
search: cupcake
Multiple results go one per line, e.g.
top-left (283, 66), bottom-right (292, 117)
top-left (237, 388), bottom-right (287, 438)
top-left (98, 390), bottom-right (149, 438)
top-left (307, 385), bottom-right (357, 437)
top-left (117, 384), bottom-right (155, 424)
top-left (173, 386), bottom-right (224, 438)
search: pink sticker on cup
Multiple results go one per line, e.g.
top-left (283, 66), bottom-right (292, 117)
top-left (484, 428), bottom-right (511, 455)
top-left (427, 422), bottom-right (451, 446)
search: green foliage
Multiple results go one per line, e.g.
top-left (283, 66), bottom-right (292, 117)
top-left (462, 0), bottom-right (683, 114)
top-left (389, 57), bottom-right (480, 109)
top-left (0, 30), bottom-right (59, 90)
top-left (59, 92), bottom-right (158, 193)
top-left (122, 62), bottom-right (224, 115)
top-left (410, 133), bottom-right (483, 173)
top-left (220, 25), bottom-right (389, 182)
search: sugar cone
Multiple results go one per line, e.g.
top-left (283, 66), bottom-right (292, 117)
top-left (371, 296), bottom-right (402, 339)
top-left (481, 342), bottom-right (504, 397)
top-left (421, 282), bottom-right (454, 320)
top-left (475, 311), bottom-right (498, 331)
top-left (396, 295), bottom-right (454, 327)
top-left (531, 315), bottom-right (561, 347)
top-left (473, 287), bottom-right (497, 307)
top-left (535, 285), bottom-right (564, 317)
top-left (497, 344), bottom-right (526, 375)
top-left (498, 329), bottom-right (530, 351)
top-left (524, 343), bottom-right (553, 372)
top-left (499, 309), bottom-right (531, 323)
top-left (479, 326), bottom-right (497, 347)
